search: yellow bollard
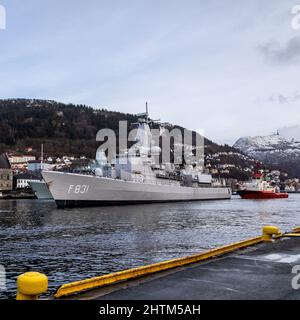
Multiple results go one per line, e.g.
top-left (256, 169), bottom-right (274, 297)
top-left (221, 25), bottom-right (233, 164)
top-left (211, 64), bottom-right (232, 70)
top-left (262, 226), bottom-right (280, 242)
top-left (16, 272), bottom-right (48, 300)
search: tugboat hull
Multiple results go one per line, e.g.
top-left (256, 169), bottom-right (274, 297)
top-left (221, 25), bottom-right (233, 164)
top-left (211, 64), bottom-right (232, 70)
top-left (237, 190), bottom-right (288, 199)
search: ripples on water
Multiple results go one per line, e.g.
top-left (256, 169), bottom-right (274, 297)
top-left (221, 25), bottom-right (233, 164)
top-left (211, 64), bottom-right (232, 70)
top-left (0, 195), bottom-right (300, 299)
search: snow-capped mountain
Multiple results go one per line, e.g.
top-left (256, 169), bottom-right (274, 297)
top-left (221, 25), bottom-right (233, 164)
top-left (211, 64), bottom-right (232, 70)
top-left (278, 125), bottom-right (300, 141)
top-left (233, 132), bottom-right (300, 177)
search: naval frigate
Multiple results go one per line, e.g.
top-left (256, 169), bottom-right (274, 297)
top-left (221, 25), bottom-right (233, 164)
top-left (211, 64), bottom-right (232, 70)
top-left (42, 111), bottom-right (231, 208)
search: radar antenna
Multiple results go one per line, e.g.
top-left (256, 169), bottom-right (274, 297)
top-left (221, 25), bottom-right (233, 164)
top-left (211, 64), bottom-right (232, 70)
top-left (134, 102), bottom-right (159, 124)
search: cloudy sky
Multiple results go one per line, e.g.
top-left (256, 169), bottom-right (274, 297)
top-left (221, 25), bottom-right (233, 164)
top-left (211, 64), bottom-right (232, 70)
top-left (0, 0), bottom-right (299, 144)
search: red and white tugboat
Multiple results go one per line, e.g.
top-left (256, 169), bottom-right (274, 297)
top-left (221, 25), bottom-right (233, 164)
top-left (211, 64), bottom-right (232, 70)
top-left (237, 172), bottom-right (288, 199)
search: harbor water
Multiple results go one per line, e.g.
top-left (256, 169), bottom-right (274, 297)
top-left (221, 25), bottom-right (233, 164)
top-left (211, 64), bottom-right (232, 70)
top-left (1, 195), bottom-right (300, 299)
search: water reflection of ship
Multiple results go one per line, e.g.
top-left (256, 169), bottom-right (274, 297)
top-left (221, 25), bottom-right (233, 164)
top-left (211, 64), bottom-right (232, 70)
top-left (42, 110), bottom-right (232, 208)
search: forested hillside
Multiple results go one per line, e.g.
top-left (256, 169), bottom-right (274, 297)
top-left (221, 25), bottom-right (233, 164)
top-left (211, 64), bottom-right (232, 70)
top-left (0, 99), bottom-right (285, 180)
top-left (0, 99), bottom-right (234, 157)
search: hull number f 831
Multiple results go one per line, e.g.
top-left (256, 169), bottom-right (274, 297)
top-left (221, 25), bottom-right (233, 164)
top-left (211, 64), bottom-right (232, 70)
top-left (68, 185), bottom-right (90, 194)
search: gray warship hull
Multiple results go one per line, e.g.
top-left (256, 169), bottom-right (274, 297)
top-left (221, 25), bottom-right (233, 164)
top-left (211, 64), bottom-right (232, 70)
top-left (42, 171), bottom-right (232, 208)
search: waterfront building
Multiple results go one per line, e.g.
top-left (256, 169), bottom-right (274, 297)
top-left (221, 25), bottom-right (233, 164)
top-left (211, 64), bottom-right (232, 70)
top-left (14, 173), bottom-right (40, 189)
top-left (8, 155), bottom-right (36, 164)
top-left (0, 154), bottom-right (13, 192)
